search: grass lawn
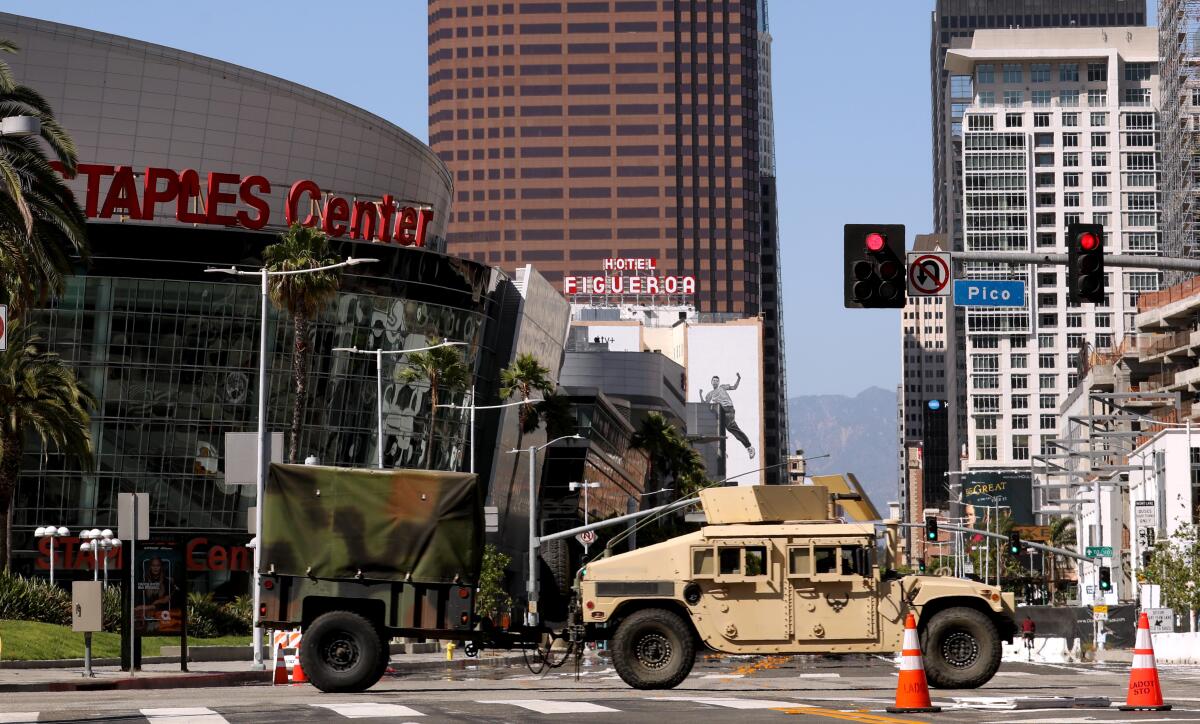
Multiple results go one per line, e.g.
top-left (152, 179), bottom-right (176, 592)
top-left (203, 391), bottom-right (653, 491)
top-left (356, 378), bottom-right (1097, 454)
top-left (0, 620), bottom-right (250, 661)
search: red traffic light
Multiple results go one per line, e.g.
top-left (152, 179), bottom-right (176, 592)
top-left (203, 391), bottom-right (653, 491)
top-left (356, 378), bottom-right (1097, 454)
top-left (865, 232), bottom-right (886, 253)
top-left (1078, 232), bottom-right (1099, 251)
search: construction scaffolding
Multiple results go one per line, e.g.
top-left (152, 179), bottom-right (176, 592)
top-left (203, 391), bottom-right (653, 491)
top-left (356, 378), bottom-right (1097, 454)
top-left (1159, 0), bottom-right (1200, 281)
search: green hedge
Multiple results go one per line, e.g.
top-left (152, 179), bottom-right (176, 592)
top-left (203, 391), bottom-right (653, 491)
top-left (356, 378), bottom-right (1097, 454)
top-left (0, 572), bottom-right (249, 637)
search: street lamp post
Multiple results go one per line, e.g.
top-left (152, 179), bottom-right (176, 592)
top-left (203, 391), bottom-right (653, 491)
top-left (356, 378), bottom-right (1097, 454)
top-left (206, 255), bottom-right (376, 670)
top-left (568, 482), bottom-right (600, 555)
top-left (508, 434), bottom-right (582, 626)
top-left (333, 340), bottom-right (468, 469)
top-left (35, 526), bottom-right (69, 586)
top-left (436, 395), bottom-right (544, 476)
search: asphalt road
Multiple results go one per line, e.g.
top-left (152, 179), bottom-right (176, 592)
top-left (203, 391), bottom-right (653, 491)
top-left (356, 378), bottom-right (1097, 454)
top-left (5, 654), bottom-right (1200, 723)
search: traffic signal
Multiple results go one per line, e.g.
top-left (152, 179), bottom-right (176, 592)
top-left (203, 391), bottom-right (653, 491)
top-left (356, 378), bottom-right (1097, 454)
top-left (918, 560), bottom-right (927, 573)
top-left (1007, 532), bottom-right (1021, 555)
top-left (1067, 223), bottom-right (1105, 304)
top-left (1099, 565), bottom-right (1112, 591)
top-left (925, 516), bottom-right (938, 541)
top-left (844, 224), bottom-right (905, 309)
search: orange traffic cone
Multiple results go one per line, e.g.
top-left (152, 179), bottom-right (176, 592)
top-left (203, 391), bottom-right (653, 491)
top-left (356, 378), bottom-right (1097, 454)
top-left (1119, 612), bottom-right (1171, 711)
top-left (887, 613), bottom-right (941, 713)
top-left (290, 642), bottom-right (308, 685)
top-left (272, 644), bottom-right (289, 686)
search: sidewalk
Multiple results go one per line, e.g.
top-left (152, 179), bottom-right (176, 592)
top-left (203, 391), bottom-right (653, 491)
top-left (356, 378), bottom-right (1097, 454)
top-left (0, 651), bottom-right (527, 693)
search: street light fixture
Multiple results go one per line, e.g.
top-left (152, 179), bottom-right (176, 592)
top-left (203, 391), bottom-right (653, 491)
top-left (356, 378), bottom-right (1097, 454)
top-left (333, 339), bottom-right (468, 469)
top-left (568, 481), bottom-right (601, 555)
top-left (0, 115), bottom-right (40, 138)
top-left (436, 395), bottom-right (544, 475)
top-left (508, 433), bottom-right (583, 626)
top-left (34, 525), bottom-right (69, 586)
top-left (206, 254), bottom-right (377, 670)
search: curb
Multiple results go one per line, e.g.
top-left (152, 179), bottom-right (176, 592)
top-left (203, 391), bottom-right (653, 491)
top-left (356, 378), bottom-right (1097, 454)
top-left (0, 652), bottom-right (529, 692)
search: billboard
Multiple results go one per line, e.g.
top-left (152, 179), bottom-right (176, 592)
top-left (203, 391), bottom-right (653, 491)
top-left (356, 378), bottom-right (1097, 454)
top-left (686, 321), bottom-right (764, 486)
top-left (961, 471), bottom-right (1033, 525)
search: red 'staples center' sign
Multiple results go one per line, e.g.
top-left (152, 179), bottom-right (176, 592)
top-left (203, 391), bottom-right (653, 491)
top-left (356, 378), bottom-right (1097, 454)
top-left (52, 164), bottom-right (434, 247)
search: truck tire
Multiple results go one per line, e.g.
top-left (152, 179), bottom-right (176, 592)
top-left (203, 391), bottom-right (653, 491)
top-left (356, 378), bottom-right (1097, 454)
top-left (920, 607), bottom-right (1002, 689)
top-left (611, 608), bottom-right (696, 689)
top-left (301, 611), bottom-right (387, 693)
top-left (540, 538), bottom-right (571, 595)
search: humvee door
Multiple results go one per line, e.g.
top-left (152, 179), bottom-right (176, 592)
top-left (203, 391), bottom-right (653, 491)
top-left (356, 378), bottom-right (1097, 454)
top-left (788, 537), bottom-right (879, 643)
top-left (690, 539), bottom-right (789, 642)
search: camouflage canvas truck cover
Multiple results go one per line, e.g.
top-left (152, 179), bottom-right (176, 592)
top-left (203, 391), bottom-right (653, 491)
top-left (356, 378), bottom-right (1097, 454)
top-left (259, 464), bottom-right (483, 692)
top-left (576, 486), bottom-right (1017, 690)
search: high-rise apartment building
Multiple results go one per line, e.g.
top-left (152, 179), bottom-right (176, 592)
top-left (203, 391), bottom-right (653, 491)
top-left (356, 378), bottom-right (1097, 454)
top-left (946, 28), bottom-right (1161, 484)
top-left (1159, 0), bottom-right (1200, 279)
top-left (923, 1), bottom-right (1147, 502)
top-left (427, 0), bottom-right (789, 479)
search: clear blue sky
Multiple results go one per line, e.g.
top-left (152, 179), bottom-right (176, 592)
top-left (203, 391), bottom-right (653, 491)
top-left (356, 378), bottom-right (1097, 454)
top-left (8, 1), bottom-right (1152, 397)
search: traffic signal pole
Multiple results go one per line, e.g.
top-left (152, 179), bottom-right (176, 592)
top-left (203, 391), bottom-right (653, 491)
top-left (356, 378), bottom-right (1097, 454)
top-left (950, 250), bottom-right (1200, 274)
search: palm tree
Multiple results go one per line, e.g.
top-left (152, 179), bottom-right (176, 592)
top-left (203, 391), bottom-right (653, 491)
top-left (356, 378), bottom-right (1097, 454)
top-left (534, 391), bottom-right (576, 439)
top-left (399, 339), bottom-right (470, 469)
top-left (0, 323), bottom-right (95, 569)
top-left (0, 41), bottom-right (88, 317)
top-left (632, 412), bottom-right (709, 497)
top-left (500, 353), bottom-right (554, 431)
top-left (263, 223), bottom-right (342, 462)
top-left (1048, 516), bottom-right (1076, 603)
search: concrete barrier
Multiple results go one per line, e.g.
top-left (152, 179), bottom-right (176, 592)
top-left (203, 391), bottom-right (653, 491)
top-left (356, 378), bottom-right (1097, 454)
top-left (1001, 636), bottom-right (1080, 664)
top-left (1148, 631), bottom-right (1200, 664)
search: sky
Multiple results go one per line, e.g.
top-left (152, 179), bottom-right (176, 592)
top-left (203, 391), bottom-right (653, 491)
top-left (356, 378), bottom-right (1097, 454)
top-left (3, 0), bottom-right (1107, 398)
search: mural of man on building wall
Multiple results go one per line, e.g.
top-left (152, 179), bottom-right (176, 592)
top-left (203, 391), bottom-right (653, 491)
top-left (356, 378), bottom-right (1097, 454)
top-left (701, 373), bottom-right (755, 460)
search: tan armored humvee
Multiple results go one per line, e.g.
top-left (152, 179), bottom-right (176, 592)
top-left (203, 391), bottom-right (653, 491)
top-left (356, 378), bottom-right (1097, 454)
top-left (577, 485), bottom-right (1017, 690)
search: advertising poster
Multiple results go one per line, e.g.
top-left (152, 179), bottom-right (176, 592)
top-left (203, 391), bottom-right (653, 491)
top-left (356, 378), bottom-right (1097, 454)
top-left (962, 471), bottom-right (1033, 524)
top-left (135, 542), bottom-right (185, 635)
top-left (686, 321), bottom-right (764, 486)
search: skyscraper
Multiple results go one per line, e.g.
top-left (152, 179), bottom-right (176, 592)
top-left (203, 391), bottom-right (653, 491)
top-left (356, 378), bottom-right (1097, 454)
top-left (919, 0), bottom-right (1147, 507)
top-left (427, 0), bottom-right (788, 479)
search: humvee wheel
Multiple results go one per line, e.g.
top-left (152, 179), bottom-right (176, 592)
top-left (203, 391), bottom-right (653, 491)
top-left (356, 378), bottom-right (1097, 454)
top-left (920, 606), bottom-right (1002, 689)
top-left (611, 608), bottom-right (696, 689)
top-left (301, 611), bottom-right (386, 693)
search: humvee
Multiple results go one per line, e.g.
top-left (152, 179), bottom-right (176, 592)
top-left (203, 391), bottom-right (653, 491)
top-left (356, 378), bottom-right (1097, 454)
top-left (575, 485), bottom-right (1017, 690)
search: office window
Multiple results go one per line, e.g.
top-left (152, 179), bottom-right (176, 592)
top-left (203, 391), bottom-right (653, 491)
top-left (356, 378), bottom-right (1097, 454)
top-left (1013, 435), bottom-right (1030, 461)
top-left (1124, 62), bottom-right (1153, 82)
top-left (978, 91), bottom-right (995, 107)
top-left (1063, 112), bottom-right (1079, 127)
top-left (1064, 192), bottom-right (1080, 207)
top-left (1011, 374), bottom-right (1029, 389)
top-left (1012, 353), bottom-right (1028, 369)
top-left (1065, 213), bottom-right (1081, 225)
top-left (1006, 113), bottom-right (1024, 128)
top-left (976, 435), bottom-right (998, 461)
top-left (968, 114), bottom-right (994, 131)
top-left (1060, 89), bottom-right (1079, 107)
top-left (974, 395), bottom-right (1000, 412)
top-left (1036, 192), bottom-right (1055, 207)
top-left (1037, 232), bottom-right (1055, 247)
top-left (1063, 152), bottom-right (1079, 167)
top-left (1090, 112), bottom-right (1108, 126)
top-left (1091, 152), bottom-right (1108, 167)
top-left (1039, 394), bottom-right (1058, 409)
top-left (1063, 133), bottom-right (1079, 147)
top-left (1087, 62), bottom-right (1107, 82)
top-left (1003, 63), bottom-right (1023, 83)
top-left (1060, 63), bottom-right (1079, 82)
top-left (1067, 312), bottom-right (1084, 328)
top-left (1013, 395), bottom-right (1030, 409)
top-left (1092, 191), bottom-right (1110, 206)
top-left (1036, 172), bottom-right (1055, 187)
top-left (1088, 89), bottom-right (1107, 107)
top-left (1039, 353), bottom-right (1057, 368)
top-left (976, 416), bottom-right (998, 430)
top-left (1013, 415), bottom-right (1030, 430)
top-left (1031, 63), bottom-right (1050, 82)
top-left (1032, 90), bottom-right (1051, 108)
top-left (1034, 132), bottom-right (1054, 147)
top-left (1093, 212), bottom-right (1110, 226)
top-left (1039, 374), bottom-right (1058, 390)
top-left (977, 63), bottom-right (995, 83)
top-left (1038, 272), bottom-right (1057, 287)
top-left (1005, 90), bottom-right (1024, 108)
top-left (1091, 132), bottom-right (1108, 147)
top-left (1064, 172), bottom-right (1080, 187)
top-left (1040, 414), bottom-right (1057, 429)
top-left (1123, 88), bottom-right (1151, 107)
top-left (1093, 172), bottom-right (1109, 187)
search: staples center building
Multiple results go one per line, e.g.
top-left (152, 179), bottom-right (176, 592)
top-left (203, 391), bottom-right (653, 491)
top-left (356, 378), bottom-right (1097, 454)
top-left (1, 14), bottom-right (537, 588)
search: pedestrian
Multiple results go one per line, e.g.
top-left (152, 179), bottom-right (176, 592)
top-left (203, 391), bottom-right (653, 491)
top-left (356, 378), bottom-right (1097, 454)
top-left (1022, 616), bottom-right (1036, 649)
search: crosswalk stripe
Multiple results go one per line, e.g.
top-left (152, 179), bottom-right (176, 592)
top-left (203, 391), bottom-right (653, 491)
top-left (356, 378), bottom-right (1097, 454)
top-left (477, 699), bottom-right (620, 714)
top-left (141, 708), bottom-right (228, 724)
top-left (0, 715), bottom-right (39, 724)
top-left (313, 703), bottom-right (426, 718)
top-left (656, 697), bottom-right (812, 709)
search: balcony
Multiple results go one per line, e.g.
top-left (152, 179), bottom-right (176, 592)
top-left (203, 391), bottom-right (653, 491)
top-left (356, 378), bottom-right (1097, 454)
top-left (1137, 329), bottom-right (1200, 365)
top-left (1135, 277), bottom-right (1200, 330)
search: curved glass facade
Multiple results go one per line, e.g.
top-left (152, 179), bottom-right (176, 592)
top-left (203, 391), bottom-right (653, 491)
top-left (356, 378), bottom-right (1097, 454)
top-left (12, 224), bottom-right (513, 577)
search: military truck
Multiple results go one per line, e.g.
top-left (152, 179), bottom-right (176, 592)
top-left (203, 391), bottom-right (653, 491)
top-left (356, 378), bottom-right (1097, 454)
top-left (259, 464), bottom-right (1015, 693)
top-left (257, 464), bottom-right (486, 692)
top-left (575, 485), bottom-right (1018, 690)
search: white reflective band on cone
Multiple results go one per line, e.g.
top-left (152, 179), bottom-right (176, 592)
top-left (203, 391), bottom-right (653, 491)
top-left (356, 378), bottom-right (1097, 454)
top-left (901, 654), bottom-right (925, 670)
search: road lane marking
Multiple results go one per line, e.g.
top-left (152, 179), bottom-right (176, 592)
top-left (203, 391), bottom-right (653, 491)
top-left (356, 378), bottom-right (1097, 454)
top-left (654, 697), bottom-right (812, 709)
top-left (477, 699), bottom-right (620, 713)
top-left (773, 707), bottom-right (924, 723)
top-left (701, 673), bottom-right (745, 678)
top-left (313, 703), bottom-right (426, 718)
top-left (142, 708), bottom-right (228, 724)
top-left (0, 715), bottom-right (39, 724)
